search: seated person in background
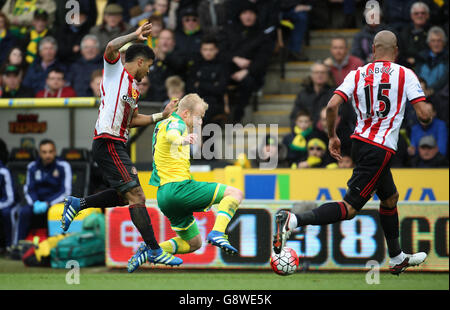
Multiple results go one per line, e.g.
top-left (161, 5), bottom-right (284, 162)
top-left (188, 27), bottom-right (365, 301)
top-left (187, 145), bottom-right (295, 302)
top-left (294, 138), bottom-right (334, 169)
top-left (398, 2), bottom-right (431, 68)
top-left (323, 37), bottom-right (364, 86)
top-left (148, 29), bottom-right (184, 101)
top-left (146, 14), bottom-right (164, 49)
top-left (89, 4), bottom-right (134, 52)
top-left (89, 69), bottom-right (103, 98)
top-left (224, 2), bottom-right (275, 122)
top-left (21, 9), bottom-right (53, 65)
top-left (408, 102), bottom-right (447, 157)
top-left (0, 46), bottom-right (28, 74)
top-left (337, 152), bottom-right (354, 169)
top-left (137, 75), bottom-right (150, 101)
top-left (0, 12), bottom-right (17, 65)
top-left (415, 26), bottom-right (449, 95)
top-left (22, 36), bottom-right (67, 95)
top-left (163, 75), bottom-right (185, 108)
top-left (20, 139), bottom-right (72, 240)
top-left (174, 6), bottom-right (204, 65)
top-left (290, 63), bottom-right (334, 126)
top-left (54, 6), bottom-right (93, 64)
top-left (68, 34), bottom-right (103, 97)
top-left (35, 68), bottom-right (77, 98)
top-left (186, 35), bottom-right (229, 125)
top-left (1, 0), bottom-right (56, 29)
top-left (0, 65), bottom-right (34, 98)
top-left (130, 0), bottom-right (169, 27)
top-left (283, 110), bottom-right (327, 166)
top-left (0, 159), bottom-right (16, 249)
top-left (256, 135), bottom-right (288, 169)
top-left (410, 135), bottom-right (449, 168)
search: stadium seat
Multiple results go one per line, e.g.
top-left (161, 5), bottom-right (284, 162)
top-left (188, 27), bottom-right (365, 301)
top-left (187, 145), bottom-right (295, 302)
top-left (7, 148), bottom-right (38, 204)
top-left (60, 148), bottom-right (91, 198)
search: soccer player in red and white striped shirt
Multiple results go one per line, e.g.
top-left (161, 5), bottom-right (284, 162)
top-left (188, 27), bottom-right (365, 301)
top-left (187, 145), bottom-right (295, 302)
top-left (62, 22), bottom-right (183, 269)
top-left (274, 30), bottom-right (433, 275)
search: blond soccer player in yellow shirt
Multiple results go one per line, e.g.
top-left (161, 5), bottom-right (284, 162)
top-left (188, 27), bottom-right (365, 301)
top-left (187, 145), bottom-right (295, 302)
top-left (128, 94), bottom-right (243, 270)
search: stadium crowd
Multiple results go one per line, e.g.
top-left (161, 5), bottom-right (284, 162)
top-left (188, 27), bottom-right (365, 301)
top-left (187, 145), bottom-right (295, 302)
top-left (0, 0), bottom-right (449, 253)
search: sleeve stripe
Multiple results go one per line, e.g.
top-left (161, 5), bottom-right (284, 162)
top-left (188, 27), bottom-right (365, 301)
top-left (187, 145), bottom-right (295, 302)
top-left (410, 96), bottom-right (426, 105)
top-left (24, 162), bottom-right (36, 206)
top-left (334, 90), bottom-right (348, 102)
top-left (104, 52), bottom-right (120, 64)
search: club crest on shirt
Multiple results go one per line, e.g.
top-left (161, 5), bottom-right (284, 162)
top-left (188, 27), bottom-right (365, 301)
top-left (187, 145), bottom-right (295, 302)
top-left (131, 88), bottom-right (139, 99)
top-left (53, 169), bottom-right (59, 178)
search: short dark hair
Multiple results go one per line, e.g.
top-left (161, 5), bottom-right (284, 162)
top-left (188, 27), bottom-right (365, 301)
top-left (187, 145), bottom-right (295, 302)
top-left (125, 43), bottom-right (155, 63)
top-left (201, 34), bottom-right (218, 47)
top-left (39, 139), bottom-right (55, 148)
top-left (47, 68), bottom-right (65, 79)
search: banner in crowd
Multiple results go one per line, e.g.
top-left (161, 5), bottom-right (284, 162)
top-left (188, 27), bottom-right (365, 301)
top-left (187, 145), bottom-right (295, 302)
top-left (105, 201), bottom-right (448, 271)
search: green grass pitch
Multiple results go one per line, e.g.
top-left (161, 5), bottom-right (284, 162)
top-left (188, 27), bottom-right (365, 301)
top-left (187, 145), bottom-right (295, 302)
top-left (0, 258), bottom-right (448, 290)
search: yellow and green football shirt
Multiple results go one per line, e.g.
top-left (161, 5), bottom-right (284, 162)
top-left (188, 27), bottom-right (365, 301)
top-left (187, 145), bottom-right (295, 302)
top-left (150, 112), bottom-right (191, 186)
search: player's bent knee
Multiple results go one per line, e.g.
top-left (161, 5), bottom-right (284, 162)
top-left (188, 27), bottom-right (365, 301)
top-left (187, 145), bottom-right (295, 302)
top-left (381, 192), bottom-right (399, 209)
top-left (343, 201), bottom-right (358, 220)
top-left (188, 235), bottom-right (202, 252)
top-left (224, 186), bottom-right (244, 203)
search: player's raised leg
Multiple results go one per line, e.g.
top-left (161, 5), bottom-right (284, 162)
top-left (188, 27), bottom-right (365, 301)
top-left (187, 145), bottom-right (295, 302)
top-left (273, 200), bottom-right (357, 254)
top-left (207, 185), bottom-right (243, 255)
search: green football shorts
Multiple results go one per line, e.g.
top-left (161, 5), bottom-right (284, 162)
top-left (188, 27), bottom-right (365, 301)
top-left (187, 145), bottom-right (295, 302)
top-left (157, 179), bottom-right (227, 240)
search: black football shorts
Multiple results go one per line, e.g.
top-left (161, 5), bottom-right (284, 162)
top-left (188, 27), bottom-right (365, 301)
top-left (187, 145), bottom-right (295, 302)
top-left (343, 139), bottom-right (397, 210)
top-left (92, 138), bottom-right (140, 194)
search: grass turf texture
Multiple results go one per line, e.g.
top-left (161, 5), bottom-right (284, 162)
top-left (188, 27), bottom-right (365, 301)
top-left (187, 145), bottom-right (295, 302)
top-left (0, 258), bottom-right (448, 290)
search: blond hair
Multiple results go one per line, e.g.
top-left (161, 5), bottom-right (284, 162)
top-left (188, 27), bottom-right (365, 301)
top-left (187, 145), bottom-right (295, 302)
top-left (178, 93), bottom-right (208, 112)
top-left (165, 75), bottom-right (185, 93)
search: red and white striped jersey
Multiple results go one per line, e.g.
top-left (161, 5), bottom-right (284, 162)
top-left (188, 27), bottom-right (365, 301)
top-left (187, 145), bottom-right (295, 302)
top-left (334, 60), bottom-right (426, 152)
top-left (93, 53), bottom-right (140, 142)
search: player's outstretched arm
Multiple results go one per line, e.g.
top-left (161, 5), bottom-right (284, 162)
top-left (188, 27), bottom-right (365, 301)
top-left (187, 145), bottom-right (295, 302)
top-left (326, 94), bottom-right (344, 161)
top-left (104, 22), bottom-right (152, 62)
top-left (129, 98), bottom-right (179, 128)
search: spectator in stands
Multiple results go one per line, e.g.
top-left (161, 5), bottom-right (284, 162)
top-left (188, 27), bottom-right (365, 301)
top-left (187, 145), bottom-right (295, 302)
top-left (146, 14), bottom-right (164, 49)
top-left (186, 35), bottom-right (229, 125)
top-left (315, 105), bottom-right (353, 154)
top-left (351, 9), bottom-right (389, 63)
top-left (35, 68), bottom-right (77, 98)
top-left (130, 0), bottom-right (169, 27)
top-left (0, 12), bottom-right (16, 65)
top-left (415, 26), bottom-right (449, 95)
top-left (256, 134), bottom-right (288, 168)
top-left (147, 28), bottom-right (184, 101)
top-left (19, 139), bottom-right (72, 240)
top-left (323, 36), bottom-right (364, 86)
top-left (295, 138), bottom-right (333, 169)
top-left (53, 0), bottom-right (97, 31)
top-left (22, 9), bottom-right (53, 65)
top-left (337, 153), bottom-right (354, 168)
top-left (279, 0), bottom-right (312, 61)
top-left (283, 109), bottom-right (327, 166)
top-left (1, 0), bottom-right (56, 28)
top-left (107, 0), bottom-right (140, 23)
top-left (198, 0), bottom-right (229, 36)
top-left (163, 75), bottom-right (185, 107)
top-left (174, 6), bottom-right (204, 64)
top-left (134, 75), bottom-right (149, 101)
top-left (0, 65), bottom-right (33, 98)
top-left (398, 2), bottom-right (431, 68)
top-left (69, 35), bottom-right (103, 97)
top-left (89, 69), bottom-right (103, 98)
top-left (0, 159), bottom-right (16, 249)
top-left (89, 3), bottom-right (134, 52)
top-left (0, 46), bottom-right (28, 74)
top-left (22, 36), bottom-right (66, 95)
top-left (410, 135), bottom-right (449, 167)
top-left (54, 6), bottom-right (93, 65)
top-left (224, 2), bottom-right (275, 122)
top-left (290, 63), bottom-right (334, 127)
top-left (431, 82), bottom-right (448, 127)
top-left (408, 102), bottom-right (448, 156)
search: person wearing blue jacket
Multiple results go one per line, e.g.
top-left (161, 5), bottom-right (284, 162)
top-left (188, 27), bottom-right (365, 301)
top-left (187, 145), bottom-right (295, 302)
top-left (19, 139), bottom-right (72, 240)
top-left (0, 160), bottom-right (16, 248)
top-left (409, 103), bottom-right (448, 157)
